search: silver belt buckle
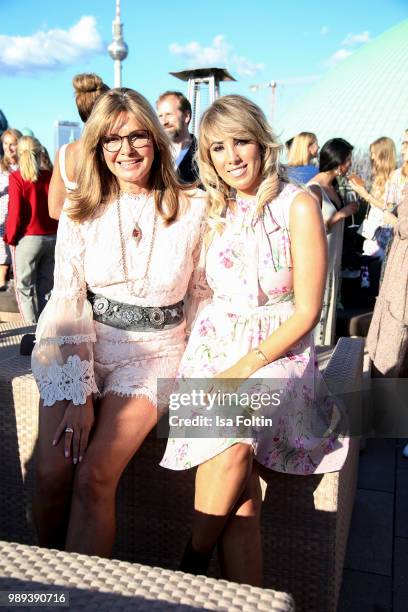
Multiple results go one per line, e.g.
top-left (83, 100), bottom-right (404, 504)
top-left (149, 307), bottom-right (165, 328)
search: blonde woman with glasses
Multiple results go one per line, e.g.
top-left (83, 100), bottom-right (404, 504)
top-left (161, 96), bottom-right (347, 586)
top-left (31, 88), bottom-right (208, 557)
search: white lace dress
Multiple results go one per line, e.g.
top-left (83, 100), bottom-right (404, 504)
top-left (31, 191), bottom-right (209, 407)
top-left (0, 164), bottom-right (18, 265)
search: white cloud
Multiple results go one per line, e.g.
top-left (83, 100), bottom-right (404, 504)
top-left (342, 31), bottom-right (371, 46)
top-left (0, 16), bottom-right (103, 75)
top-left (230, 54), bottom-right (264, 77)
top-left (327, 48), bottom-right (353, 67)
top-left (320, 26), bottom-right (329, 35)
top-left (169, 35), bottom-right (264, 77)
top-left (326, 30), bottom-right (371, 68)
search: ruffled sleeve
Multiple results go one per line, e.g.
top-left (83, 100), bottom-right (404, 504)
top-left (31, 211), bottom-right (98, 406)
top-left (184, 215), bottom-right (212, 334)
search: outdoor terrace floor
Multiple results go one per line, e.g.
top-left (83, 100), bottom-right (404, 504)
top-left (338, 437), bottom-right (408, 612)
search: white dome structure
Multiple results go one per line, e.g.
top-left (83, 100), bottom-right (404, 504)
top-left (277, 20), bottom-right (408, 152)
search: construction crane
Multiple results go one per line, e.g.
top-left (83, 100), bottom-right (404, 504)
top-left (250, 76), bottom-right (319, 123)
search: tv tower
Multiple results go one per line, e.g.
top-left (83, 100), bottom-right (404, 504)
top-left (108, 0), bottom-right (128, 87)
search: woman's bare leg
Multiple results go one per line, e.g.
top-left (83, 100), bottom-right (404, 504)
top-left (190, 443), bottom-right (254, 555)
top-left (0, 264), bottom-right (9, 287)
top-left (217, 464), bottom-right (263, 586)
top-left (33, 400), bottom-right (75, 548)
top-left (65, 393), bottom-right (157, 557)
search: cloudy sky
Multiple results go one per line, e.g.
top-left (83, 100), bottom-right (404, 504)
top-left (1, 0), bottom-right (406, 154)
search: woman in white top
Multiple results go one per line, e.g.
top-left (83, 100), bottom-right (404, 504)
top-left (348, 137), bottom-right (397, 259)
top-left (0, 128), bottom-right (22, 288)
top-left (32, 88), bottom-right (208, 556)
top-left (48, 73), bottom-right (109, 220)
top-left (308, 138), bottom-right (357, 346)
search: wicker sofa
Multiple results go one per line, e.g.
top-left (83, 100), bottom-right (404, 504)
top-left (0, 540), bottom-right (295, 611)
top-left (0, 335), bottom-right (364, 612)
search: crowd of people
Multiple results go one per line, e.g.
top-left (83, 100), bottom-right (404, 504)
top-left (0, 71), bottom-right (407, 584)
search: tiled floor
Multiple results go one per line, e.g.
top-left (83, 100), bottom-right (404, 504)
top-left (338, 438), bottom-right (408, 612)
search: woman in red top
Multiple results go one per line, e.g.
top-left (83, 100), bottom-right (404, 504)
top-left (5, 136), bottom-right (58, 323)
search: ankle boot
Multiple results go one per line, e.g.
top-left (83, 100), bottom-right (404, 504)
top-left (179, 537), bottom-right (212, 575)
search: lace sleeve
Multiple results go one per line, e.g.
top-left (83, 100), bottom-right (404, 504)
top-left (184, 216), bottom-right (212, 334)
top-left (31, 211), bottom-right (98, 406)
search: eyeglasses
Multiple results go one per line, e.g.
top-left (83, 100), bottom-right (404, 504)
top-left (101, 130), bottom-right (150, 152)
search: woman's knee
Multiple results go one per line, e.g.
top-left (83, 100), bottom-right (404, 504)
top-left (35, 458), bottom-right (73, 501)
top-left (72, 461), bottom-right (116, 507)
top-left (215, 443), bottom-right (253, 474)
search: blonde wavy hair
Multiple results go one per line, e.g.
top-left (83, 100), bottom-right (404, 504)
top-left (370, 137), bottom-right (397, 198)
top-left (197, 95), bottom-right (283, 238)
top-left (68, 88), bottom-right (188, 223)
top-left (287, 131), bottom-right (317, 166)
top-left (403, 129), bottom-right (408, 177)
top-left (18, 136), bottom-right (43, 182)
top-left (0, 128), bottom-right (22, 172)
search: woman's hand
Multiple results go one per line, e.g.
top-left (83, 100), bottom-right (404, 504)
top-left (208, 350), bottom-right (266, 394)
top-left (341, 202), bottom-right (359, 218)
top-left (348, 180), bottom-right (368, 200)
top-left (383, 210), bottom-right (398, 226)
top-left (53, 395), bottom-right (95, 464)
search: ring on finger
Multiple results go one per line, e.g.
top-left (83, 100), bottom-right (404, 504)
top-left (65, 427), bottom-right (74, 434)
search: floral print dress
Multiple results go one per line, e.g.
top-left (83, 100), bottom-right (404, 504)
top-left (161, 184), bottom-right (348, 475)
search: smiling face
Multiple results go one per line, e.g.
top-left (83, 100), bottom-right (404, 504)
top-left (2, 134), bottom-right (18, 164)
top-left (101, 114), bottom-right (155, 193)
top-left (209, 136), bottom-right (262, 198)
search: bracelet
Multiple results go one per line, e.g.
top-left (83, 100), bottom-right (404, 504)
top-left (254, 347), bottom-right (269, 365)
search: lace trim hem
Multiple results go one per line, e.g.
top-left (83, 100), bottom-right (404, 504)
top-left (32, 354), bottom-right (99, 407)
top-left (101, 385), bottom-right (157, 407)
top-left (36, 334), bottom-right (97, 346)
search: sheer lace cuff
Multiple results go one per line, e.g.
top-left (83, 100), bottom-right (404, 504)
top-left (32, 354), bottom-right (98, 407)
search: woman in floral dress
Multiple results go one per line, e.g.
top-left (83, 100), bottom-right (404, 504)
top-left (161, 95), bottom-right (348, 585)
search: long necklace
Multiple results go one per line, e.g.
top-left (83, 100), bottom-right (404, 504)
top-left (116, 192), bottom-right (157, 297)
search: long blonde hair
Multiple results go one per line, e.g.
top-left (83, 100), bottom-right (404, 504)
top-left (68, 88), bottom-right (187, 223)
top-left (403, 129), bottom-right (408, 177)
top-left (18, 136), bottom-right (43, 182)
top-left (198, 95), bottom-right (283, 238)
top-left (0, 128), bottom-right (22, 172)
top-left (287, 131), bottom-right (317, 166)
top-left (370, 137), bottom-right (397, 198)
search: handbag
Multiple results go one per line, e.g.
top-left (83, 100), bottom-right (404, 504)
top-left (357, 204), bottom-right (381, 240)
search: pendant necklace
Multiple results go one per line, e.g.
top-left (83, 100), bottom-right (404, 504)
top-left (120, 190), bottom-right (150, 246)
top-left (116, 191), bottom-right (157, 297)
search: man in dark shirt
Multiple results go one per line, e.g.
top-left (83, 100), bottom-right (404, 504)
top-left (156, 91), bottom-right (198, 183)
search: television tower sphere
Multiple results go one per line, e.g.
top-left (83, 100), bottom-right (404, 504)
top-left (108, 38), bottom-right (128, 62)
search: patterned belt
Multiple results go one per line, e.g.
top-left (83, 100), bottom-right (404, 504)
top-left (87, 291), bottom-right (184, 331)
